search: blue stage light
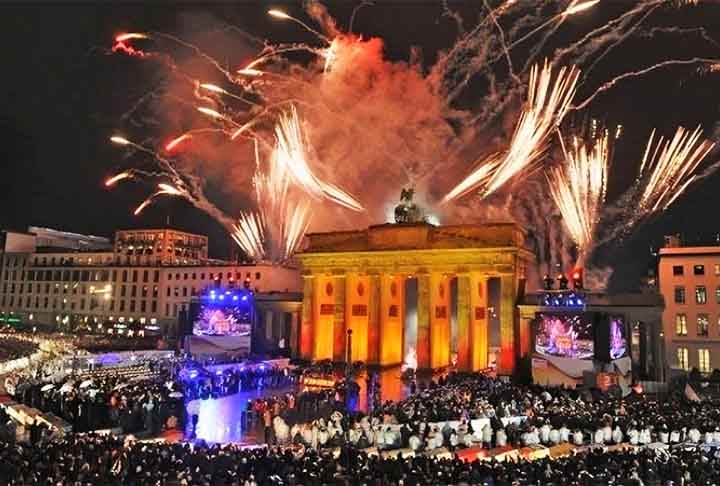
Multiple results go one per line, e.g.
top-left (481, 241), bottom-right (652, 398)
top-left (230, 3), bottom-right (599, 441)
top-left (233, 295), bottom-right (239, 301)
top-left (241, 295), bottom-right (248, 301)
top-left (219, 294), bottom-right (224, 300)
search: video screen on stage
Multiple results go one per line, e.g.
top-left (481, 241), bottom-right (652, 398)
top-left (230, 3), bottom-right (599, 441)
top-left (609, 316), bottom-right (628, 360)
top-left (535, 313), bottom-right (594, 360)
top-left (192, 302), bottom-right (252, 337)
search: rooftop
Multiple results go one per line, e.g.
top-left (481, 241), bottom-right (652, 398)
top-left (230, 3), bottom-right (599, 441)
top-left (302, 222), bottom-right (530, 253)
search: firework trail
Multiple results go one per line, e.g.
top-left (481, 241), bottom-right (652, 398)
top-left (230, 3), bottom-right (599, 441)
top-left (231, 212), bottom-right (265, 262)
top-left (547, 132), bottom-right (609, 266)
top-left (444, 60), bottom-right (579, 203)
top-left (274, 106), bottom-right (363, 211)
top-left (572, 57), bottom-right (720, 111)
top-left (637, 126), bottom-right (716, 214)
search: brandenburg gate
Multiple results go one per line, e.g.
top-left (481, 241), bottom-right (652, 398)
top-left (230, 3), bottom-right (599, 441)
top-left (295, 222), bottom-right (535, 375)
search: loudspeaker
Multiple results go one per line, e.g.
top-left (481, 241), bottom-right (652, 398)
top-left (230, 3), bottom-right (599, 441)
top-left (593, 312), bottom-right (610, 363)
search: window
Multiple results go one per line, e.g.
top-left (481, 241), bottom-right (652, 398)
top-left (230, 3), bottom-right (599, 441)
top-left (694, 265), bottom-right (705, 276)
top-left (182, 287), bottom-right (187, 297)
top-left (166, 287), bottom-right (171, 297)
top-left (673, 265), bottom-right (684, 276)
top-left (697, 314), bottom-right (709, 336)
top-left (132, 271), bottom-right (138, 282)
top-left (131, 286), bottom-right (137, 298)
top-left (122, 270), bottom-right (128, 282)
top-left (130, 300), bottom-right (136, 312)
top-left (141, 301), bottom-right (146, 312)
top-left (255, 272), bottom-right (261, 280)
top-left (677, 347), bottom-right (689, 370)
top-left (142, 286), bottom-right (148, 298)
top-left (676, 314), bottom-right (687, 336)
top-left (152, 286), bottom-right (158, 298)
top-left (675, 286), bottom-right (686, 304)
top-left (151, 301), bottom-right (157, 313)
top-left (699, 349), bottom-right (711, 373)
top-left (716, 287), bottom-right (720, 304)
top-left (168, 274), bottom-right (172, 281)
top-left (696, 286), bottom-right (707, 304)
top-left (143, 270), bottom-right (148, 283)
top-left (201, 273), bottom-right (205, 280)
top-left (715, 264), bottom-right (720, 276)
top-left (120, 300), bottom-right (125, 312)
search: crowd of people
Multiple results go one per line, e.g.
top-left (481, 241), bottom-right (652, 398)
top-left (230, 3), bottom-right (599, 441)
top-left (0, 431), bottom-right (720, 485)
top-left (263, 371), bottom-right (720, 455)
top-left (0, 331), bottom-right (38, 362)
top-left (180, 362), bottom-right (297, 401)
top-left (6, 337), bottom-right (720, 484)
top-left (12, 361), bottom-right (184, 435)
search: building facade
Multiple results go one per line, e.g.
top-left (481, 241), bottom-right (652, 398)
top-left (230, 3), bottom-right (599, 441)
top-left (0, 227), bottom-right (301, 336)
top-left (659, 235), bottom-right (720, 375)
top-left (295, 222), bottom-right (535, 375)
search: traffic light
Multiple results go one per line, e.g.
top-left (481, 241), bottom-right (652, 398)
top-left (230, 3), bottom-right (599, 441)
top-left (557, 274), bottom-right (568, 290)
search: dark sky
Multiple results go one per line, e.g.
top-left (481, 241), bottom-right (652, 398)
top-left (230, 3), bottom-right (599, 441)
top-left (0, 1), bottom-right (718, 288)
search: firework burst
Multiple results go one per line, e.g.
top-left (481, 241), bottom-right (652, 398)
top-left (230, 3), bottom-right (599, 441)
top-left (105, 1), bottom-right (719, 279)
top-left (637, 125), bottom-right (716, 214)
top-left (548, 132), bottom-right (609, 265)
top-left (444, 60), bottom-right (580, 203)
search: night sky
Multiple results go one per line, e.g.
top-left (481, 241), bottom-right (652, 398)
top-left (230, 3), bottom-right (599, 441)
top-left (0, 1), bottom-right (718, 289)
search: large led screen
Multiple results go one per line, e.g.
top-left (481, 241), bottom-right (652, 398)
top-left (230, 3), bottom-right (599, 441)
top-left (609, 316), bottom-right (628, 360)
top-left (535, 313), bottom-right (594, 360)
top-left (192, 304), bottom-right (251, 337)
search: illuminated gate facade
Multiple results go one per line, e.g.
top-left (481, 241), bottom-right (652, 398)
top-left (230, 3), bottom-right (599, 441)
top-left (295, 223), bottom-right (535, 375)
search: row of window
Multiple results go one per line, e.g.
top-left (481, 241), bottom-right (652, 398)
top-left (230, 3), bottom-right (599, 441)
top-left (674, 313), bottom-right (720, 337)
top-left (677, 347), bottom-right (712, 373)
top-left (2, 282), bottom-right (102, 296)
top-left (672, 264), bottom-right (720, 277)
top-left (167, 271), bottom-right (261, 281)
top-left (3, 268), bottom-right (263, 284)
top-left (673, 285), bottom-right (720, 304)
top-left (0, 294), bottom-right (179, 317)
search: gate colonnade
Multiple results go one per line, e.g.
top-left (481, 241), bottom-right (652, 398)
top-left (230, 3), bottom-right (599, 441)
top-left (295, 223), bottom-right (535, 375)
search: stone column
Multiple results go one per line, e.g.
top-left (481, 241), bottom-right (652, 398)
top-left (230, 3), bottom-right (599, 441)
top-left (265, 310), bottom-right (274, 341)
top-left (367, 273), bottom-right (381, 365)
top-left (333, 275), bottom-right (347, 362)
top-left (430, 272), bottom-right (450, 369)
top-left (456, 274), bottom-right (471, 371)
top-left (380, 274), bottom-right (404, 366)
top-left (518, 317), bottom-right (532, 358)
top-left (416, 273), bottom-right (431, 370)
top-left (300, 275), bottom-right (314, 360)
top-left (289, 311), bottom-right (299, 358)
top-left (499, 274), bottom-right (517, 375)
top-left (470, 274), bottom-right (489, 371)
